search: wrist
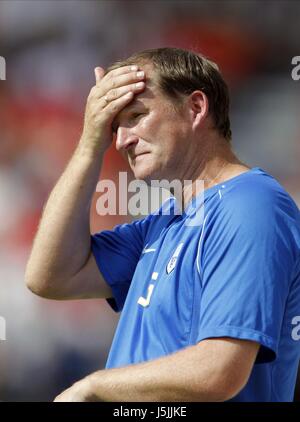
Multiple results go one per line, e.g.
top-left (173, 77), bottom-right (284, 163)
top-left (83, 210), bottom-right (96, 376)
top-left (80, 128), bottom-right (110, 154)
top-left (83, 371), bottom-right (105, 402)
top-left (77, 134), bottom-right (107, 160)
top-left (74, 375), bottom-right (98, 402)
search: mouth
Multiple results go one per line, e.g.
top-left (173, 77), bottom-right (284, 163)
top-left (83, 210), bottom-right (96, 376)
top-left (131, 152), bottom-right (149, 161)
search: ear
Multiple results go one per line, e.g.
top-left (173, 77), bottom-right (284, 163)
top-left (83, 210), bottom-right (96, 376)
top-left (188, 90), bottom-right (209, 130)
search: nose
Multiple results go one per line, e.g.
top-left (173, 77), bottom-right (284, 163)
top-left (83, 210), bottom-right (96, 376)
top-left (115, 127), bottom-right (139, 152)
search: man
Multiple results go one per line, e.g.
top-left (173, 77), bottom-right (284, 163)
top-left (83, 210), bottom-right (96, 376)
top-left (25, 48), bottom-right (300, 401)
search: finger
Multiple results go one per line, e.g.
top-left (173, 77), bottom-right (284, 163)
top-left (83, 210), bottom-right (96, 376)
top-left (103, 81), bottom-right (145, 103)
top-left (99, 65), bottom-right (139, 89)
top-left (105, 64), bottom-right (139, 79)
top-left (94, 67), bottom-right (105, 85)
top-left (101, 91), bottom-right (134, 119)
top-left (91, 67), bottom-right (144, 99)
top-left (109, 69), bottom-right (145, 90)
top-left (95, 70), bottom-right (144, 100)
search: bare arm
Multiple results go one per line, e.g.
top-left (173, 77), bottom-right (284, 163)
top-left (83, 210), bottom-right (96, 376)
top-left (25, 65), bottom-right (145, 299)
top-left (54, 338), bottom-right (260, 402)
top-left (25, 141), bottom-right (108, 299)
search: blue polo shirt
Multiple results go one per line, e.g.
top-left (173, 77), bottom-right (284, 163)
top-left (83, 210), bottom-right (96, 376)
top-left (91, 167), bottom-right (300, 401)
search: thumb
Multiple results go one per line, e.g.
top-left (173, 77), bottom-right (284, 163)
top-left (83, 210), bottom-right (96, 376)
top-left (94, 67), bottom-right (105, 85)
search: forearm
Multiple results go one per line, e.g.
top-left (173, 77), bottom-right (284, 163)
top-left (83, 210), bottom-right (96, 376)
top-left (54, 339), bottom-right (258, 402)
top-left (82, 343), bottom-right (237, 402)
top-left (25, 137), bottom-right (104, 294)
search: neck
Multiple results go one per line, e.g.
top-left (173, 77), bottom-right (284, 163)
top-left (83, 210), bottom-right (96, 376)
top-left (174, 135), bottom-right (249, 210)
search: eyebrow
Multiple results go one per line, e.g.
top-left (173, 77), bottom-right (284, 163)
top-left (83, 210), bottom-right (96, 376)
top-left (112, 100), bottom-right (145, 131)
top-left (122, 99), bottom-right (143, 113)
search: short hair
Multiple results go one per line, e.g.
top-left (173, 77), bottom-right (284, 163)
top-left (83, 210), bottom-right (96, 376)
top-left (107, 47), bottom-right (232, 141)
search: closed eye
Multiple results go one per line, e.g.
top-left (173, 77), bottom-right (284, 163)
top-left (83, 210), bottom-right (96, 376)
top-left (112, 112), bottom-right (146, 134)
top-left (131, 112), bottom-right (144, 121)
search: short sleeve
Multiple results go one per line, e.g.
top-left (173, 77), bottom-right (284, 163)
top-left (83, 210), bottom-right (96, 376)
top-left (91, 217), bottom-right (149, 312)
top-left (196, 185), bottom-right (296, 363)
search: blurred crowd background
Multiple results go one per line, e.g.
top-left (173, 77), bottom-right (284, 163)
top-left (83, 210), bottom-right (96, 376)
top-left (0, 0), bottom-right (299, 401)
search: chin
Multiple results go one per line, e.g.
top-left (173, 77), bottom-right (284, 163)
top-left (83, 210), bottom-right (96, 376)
top-left (132, 165), bottom-right (158, 184)
top-left (133, 170), bottom-right (153, 184)
top-left (130, 158), bottom-right (155, 182)
top-left (131, 153), bottom-right (169, 184)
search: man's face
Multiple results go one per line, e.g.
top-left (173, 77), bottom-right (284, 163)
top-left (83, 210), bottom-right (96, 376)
top-left (113, 63), bottom-right (192, 183)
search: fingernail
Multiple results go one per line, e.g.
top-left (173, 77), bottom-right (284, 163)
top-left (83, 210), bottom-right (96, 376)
top-left (131, 65), bottom-right (138, 71)
top-left (135, 82), bottom-right (144, 88)
top-left (137, 71), bottom-right (144, 78)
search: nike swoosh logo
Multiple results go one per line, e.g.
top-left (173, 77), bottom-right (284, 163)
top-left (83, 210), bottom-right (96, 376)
top-left (142, 244), bottom-right (156, 254)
